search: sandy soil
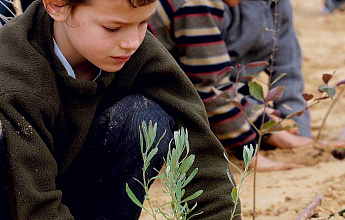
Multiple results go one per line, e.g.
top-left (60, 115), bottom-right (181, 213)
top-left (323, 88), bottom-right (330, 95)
top-left (139, 0), bottom-right (345, 219)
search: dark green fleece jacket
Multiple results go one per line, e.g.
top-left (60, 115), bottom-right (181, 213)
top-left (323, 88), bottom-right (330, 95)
top-left (0, 1), bottom-right (240, 219)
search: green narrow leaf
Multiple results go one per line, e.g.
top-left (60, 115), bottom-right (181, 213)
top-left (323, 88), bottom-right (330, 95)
top-left (148, 122), bottom-right (157, 148)
top-left (181, 189), bottom-right (185, 198)
top-left (125, 183), bottom-right (148, 212)
top-left (184, 129), bottom-right (190, 155)
top-left (248, 81), bottom-right (264, 101)
top-left (271, 73), bottom-right (287, 85)
top-left (187, 211), bottom-right (204, 220)
top-left (179, 155), bottom-right (195, 174)
top-left (231, 187), bottom-right (238, 204)
top-left (244, 169), bottom-right (254, 179)
top-left (146, 148), bottom-right (158, 164)
top-left (189, 202), bottom-right (198, 213)
top-left (252, 144), bottom-right (258, 158)
top-left (181, 190), bottom-right (203, 203)
top-left (226, 169), bottom-right (235, 188)
top-left (182, 168), bottom-right (198, 188)
top-left (224, 152), bottom-right (242, 174)
top-left (139, 126), bottom-right (144, 154)
top-left (243, 146), bottom-right (250, 166)
top-left (177, 173), bottom-right (186, 189)
top-left (154, 129), bottom-right (167, 149)
top-left (142, 121), bottom-right (150, 151)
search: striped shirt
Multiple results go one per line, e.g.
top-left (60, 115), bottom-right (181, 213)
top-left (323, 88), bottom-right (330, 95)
top-left (149, 0), bottom-right (265, 148)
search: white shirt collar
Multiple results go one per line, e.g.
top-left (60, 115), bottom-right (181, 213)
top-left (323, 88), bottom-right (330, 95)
top-left (53, 39), bottom-right (102, 82)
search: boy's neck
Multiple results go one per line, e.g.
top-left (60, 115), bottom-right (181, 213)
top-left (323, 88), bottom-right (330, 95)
top-left (74, 63), bottom-right (100, 82)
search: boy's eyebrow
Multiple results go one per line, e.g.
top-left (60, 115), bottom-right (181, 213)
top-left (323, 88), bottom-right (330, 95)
top-left (109, 12), bottom-right (156, 24)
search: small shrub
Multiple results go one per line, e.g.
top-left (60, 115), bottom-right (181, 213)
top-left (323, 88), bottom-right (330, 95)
top-left (126, 121), bottom-right (203, 220)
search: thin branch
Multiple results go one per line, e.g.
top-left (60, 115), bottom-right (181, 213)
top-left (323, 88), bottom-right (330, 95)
top-left (296, 194), bottom-right (322, 220)
top-left (315, 87), bottom-right (345, 142)
top-left (253, 1), bottom-right (279, 219)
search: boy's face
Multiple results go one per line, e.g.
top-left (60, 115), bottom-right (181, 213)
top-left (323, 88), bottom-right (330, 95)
top-left (50, 0), bottom-right (156, 73)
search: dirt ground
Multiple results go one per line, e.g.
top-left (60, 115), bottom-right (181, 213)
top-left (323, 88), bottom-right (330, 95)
top-left (140, 0), bottom-right (345, 219)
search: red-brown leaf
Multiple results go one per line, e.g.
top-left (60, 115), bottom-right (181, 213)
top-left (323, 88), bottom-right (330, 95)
top-left (302, 93), bottom-right (314, 101)
top-left (265, 86), bottom-right (285, 102)
top-left (322, 73), bottom-right (333, 85)
top-left (218, 66), bottom-right (234, 76)
top-left (245, 61), bottom-right (270, 68)
top-left (240, 75), bottom-right (256, 81)
top-left (271, 109), bottom-right (281, 118)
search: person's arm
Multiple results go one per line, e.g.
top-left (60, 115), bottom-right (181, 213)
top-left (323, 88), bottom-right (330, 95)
top-left (0, 92), bottom-right (74, 219)
top-left (268, 0), bottom-right (311, 137)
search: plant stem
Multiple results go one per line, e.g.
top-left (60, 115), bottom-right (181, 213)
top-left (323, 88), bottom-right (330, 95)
top-left (253, 1), bottom-right (279, 219)
top-left (252, 115), bottom-right (264, 220)
top-left (143, 161), bottom-right (158, 219)
top-left (315, 87), bottom-right (344, 142)
top-left (234, 69), bottom-right (261, 135)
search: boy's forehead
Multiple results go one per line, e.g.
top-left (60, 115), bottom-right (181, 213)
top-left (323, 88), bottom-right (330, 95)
top-left (89, 0), bottom-right (157, 22)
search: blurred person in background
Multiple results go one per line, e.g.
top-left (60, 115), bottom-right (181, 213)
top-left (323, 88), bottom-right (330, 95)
top-left (149, 0), bottom-right (313, 171)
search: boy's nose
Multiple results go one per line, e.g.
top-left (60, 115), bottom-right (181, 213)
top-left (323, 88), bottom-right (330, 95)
top-left (120, 29), bottom-right (140, 50)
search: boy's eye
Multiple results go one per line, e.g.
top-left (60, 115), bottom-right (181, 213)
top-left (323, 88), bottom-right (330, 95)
top-left (103, 26), bottom-right (120, 32)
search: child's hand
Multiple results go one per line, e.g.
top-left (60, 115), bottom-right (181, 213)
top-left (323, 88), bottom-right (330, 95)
top-left (265, 107), bottom-right (299, 135)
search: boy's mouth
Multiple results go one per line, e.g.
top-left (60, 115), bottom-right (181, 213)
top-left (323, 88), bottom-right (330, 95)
top-left (111, 55), bottom-right (131, 63)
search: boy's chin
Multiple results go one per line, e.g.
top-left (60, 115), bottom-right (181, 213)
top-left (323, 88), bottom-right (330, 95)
top-left (100, 64), bottom-right (126, 73)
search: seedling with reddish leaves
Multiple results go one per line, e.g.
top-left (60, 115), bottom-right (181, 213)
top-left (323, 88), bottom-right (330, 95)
top-left (314, 72), bottom-right (345, 142)
top-left (212, 0), bottom-right (345, 219)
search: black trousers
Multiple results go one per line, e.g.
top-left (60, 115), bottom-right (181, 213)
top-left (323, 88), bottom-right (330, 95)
top-left (0, 94), bottom-right (176, 220)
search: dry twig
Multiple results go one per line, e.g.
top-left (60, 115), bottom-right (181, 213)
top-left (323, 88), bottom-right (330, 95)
top-left (296, 193), bottom-right (323, 220)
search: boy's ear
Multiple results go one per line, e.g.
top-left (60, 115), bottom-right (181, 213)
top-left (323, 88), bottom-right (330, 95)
top-left (42, 0), bottom-right (70, 21)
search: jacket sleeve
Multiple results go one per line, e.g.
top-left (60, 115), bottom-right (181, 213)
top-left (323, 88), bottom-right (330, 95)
top-left (0, 91), bottom-right (74, 220)
top-left (130, 32), bottom-right (241, 220)
top-left (269, 0), bottom-right (311, 137)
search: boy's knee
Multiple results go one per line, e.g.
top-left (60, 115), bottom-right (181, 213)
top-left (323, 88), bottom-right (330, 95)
top-left (100, 94), bottom-right (175, 130)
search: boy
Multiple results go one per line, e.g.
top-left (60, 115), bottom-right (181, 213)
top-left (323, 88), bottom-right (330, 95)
top-left (0, 0), bottom-right (240, 219)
